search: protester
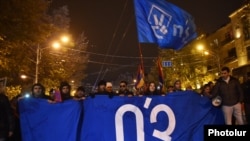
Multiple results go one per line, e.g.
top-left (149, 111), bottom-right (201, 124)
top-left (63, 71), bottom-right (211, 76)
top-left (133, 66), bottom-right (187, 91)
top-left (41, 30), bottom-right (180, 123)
top-left (118, 80), bottom-right (133, 96)
top-left (31, 83), bottom-right (50, 99)
top-left (18, 83), bottom-right (49, 101)
top-left (144, 81), bottom-right (160, 95)
top-left (105, 82), bottom-right (114, 98)
top-left (208, 81), bottom-right (215, 91)
top-left (0, 82), bottom-right (14, 141)
top-left (95, 80), bottom-right (106, 94)
top-left (166, 85), bottom-right (174, 94)
top-left (49, 88), bottom-right (55, 101)
top-left (200, 84), bottom-right (212, 98)
top-left (59, 81), bottom-right (73, 101)
top-left (185, 84), bottom-right (193, 91)
top-left (173, 80), bottom-right (183, 92)
top-left (242, 72), bottom-right (250, 124)
top-left (211, 66), bottom-right (244, 125)
top-left (74, 86), bottom-right (87, 100)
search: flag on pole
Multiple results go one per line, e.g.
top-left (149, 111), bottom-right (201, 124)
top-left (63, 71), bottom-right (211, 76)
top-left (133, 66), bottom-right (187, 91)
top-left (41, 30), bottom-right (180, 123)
top-left (157, 57), bottom-right (164, 86)
top-left (135, 64), bottom-right (145, 89)
top-left (134, 0), bottom-right (197, 50)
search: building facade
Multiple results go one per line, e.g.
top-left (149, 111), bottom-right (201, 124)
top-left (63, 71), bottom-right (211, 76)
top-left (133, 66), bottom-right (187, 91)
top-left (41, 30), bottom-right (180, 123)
top-left (206, 3), bottom-right (250, 81)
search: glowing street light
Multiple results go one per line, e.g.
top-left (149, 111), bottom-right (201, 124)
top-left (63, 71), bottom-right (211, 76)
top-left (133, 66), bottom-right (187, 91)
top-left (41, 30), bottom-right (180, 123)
top-left (196, 44), bottom-right (221, 72)
top-left (196, 44), bottom-right (204, 51)
top-left (20, 75), bottom-right (28, 79)
top-left (61, 35), bottom-right (70, 43)
top-left (35, 35), bottom-right (70, 83)
top-left (52, 41), bottom-right (61, 49)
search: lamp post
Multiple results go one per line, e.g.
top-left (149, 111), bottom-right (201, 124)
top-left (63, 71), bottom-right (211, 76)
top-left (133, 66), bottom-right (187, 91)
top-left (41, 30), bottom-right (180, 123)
top-left (34, 35), bottom-right (70, 83)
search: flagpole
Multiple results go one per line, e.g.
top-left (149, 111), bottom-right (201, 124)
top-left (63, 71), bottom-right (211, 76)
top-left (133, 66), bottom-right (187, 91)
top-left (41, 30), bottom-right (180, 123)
top-left (138, 43), bottom-right (144, 71)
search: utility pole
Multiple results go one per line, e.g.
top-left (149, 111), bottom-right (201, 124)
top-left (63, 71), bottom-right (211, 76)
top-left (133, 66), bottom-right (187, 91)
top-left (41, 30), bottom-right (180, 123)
top-left (35, 44), bottom-right (40, 83)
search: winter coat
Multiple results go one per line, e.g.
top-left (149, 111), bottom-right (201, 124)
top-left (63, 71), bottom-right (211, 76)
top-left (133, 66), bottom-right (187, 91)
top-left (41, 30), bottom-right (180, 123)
top-left (212, 76), bottom-right (244, 106)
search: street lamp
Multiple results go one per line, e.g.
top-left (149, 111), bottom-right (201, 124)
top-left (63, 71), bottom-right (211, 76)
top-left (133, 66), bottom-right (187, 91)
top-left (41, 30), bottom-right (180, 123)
top-left (196, 44), bottom-right (204, 51)
top-left (196, 43), bottom-right (221, 72)
top-left (20, 74), bottom-right (28, 79)
top-left (35, 35), bottom-right (70, 83)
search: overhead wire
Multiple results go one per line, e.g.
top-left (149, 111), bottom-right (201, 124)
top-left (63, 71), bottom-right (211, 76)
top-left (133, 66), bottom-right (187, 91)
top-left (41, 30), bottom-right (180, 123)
top-left (100, 0), bottom-right (130, 80)
top-left (109, 12), bottom-right (133, 63)
top-left (65, 48), bottom-right (156, 59)
top-left (87, 60), bottom-right (154, 67)
top-left (93, 0), bottom-right (130, 87)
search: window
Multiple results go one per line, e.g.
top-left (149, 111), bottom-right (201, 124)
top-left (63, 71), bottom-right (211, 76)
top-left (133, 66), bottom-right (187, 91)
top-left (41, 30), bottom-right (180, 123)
top-left (223, 48), bottom-right (237, 64)
top-left (241, 16), bottom-right (250, 40)
top-left (228, 47), bottom-right (237, 58)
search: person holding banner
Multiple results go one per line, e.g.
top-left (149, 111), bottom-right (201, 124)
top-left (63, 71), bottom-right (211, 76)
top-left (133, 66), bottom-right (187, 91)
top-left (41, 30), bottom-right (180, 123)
top-left (48, 81), bottom-right (73, 103)
top-left (144, 81), bottom-right (161, 95)
top-left (95, 80), bottom-right (107, 94)
top-left (212, 66), bottom-right (244, 125)
top-left (200, 84), bottom-right (213, 98)
top-left (18, 83), bottom-right (50, 100)
top-left (173, 80), bottom-right (183, 92)
top-left (166, 85), bottom-right (174, 94)
top-left (105, 82), bottom-right (115, 98)
top-left (31, 83), bottom-right (50, 99)
top-left (59, 81), bottom-right (73, 101)
top-left (118, 80), bottom-right (133, 96)
top-left (74, 86), bottom-right (87, 100)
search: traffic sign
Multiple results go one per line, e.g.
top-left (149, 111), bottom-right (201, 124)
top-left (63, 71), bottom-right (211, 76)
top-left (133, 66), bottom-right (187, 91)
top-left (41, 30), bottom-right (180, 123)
top-left (162, 61), bottom-right (172, 67)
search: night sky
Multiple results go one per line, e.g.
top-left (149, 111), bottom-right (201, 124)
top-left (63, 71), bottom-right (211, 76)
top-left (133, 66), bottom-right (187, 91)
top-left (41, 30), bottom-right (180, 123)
top-left (52, 0), bottom-right (245, 84)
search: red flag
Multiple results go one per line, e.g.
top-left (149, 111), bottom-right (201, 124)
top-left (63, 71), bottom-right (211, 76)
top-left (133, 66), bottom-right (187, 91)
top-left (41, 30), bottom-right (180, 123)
top-left (135, 64), bottom-right (145, 89)
top-left (157, 58), bottom-right (164, 86)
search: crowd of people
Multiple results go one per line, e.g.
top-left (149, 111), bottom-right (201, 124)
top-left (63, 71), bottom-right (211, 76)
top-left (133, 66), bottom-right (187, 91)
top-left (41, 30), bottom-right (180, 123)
top-left (0, 66), bottom-right (250, 141)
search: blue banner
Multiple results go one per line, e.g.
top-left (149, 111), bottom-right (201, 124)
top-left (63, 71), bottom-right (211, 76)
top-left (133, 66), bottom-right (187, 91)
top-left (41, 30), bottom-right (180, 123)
top-left (19, 91), bottom-right (224, 141)
top-left (19, 98), bottom-right (83, 141)
top-left (134, 0), bottom-right (197, 50)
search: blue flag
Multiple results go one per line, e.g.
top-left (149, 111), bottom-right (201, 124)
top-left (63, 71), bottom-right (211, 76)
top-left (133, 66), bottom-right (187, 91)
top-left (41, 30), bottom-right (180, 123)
top-left (134, 0), bottom-right (197, 50)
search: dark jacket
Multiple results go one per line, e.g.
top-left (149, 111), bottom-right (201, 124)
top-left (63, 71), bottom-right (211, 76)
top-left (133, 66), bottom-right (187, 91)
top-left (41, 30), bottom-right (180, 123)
top-left (212, 76), bottom-right (244, 106)
top-left (242, 79), bottom-right (250, 104)
top-left (0, 93), bottom-right (15, 138)
top-left (118, 89), bottom-right (133, 96)
top-left (144, 90), bottom-right (161, 96)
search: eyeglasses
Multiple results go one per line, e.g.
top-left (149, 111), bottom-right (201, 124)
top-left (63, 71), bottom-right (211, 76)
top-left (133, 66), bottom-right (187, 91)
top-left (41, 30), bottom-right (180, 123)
top-left (120, 85), bottom-right (126, 88)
